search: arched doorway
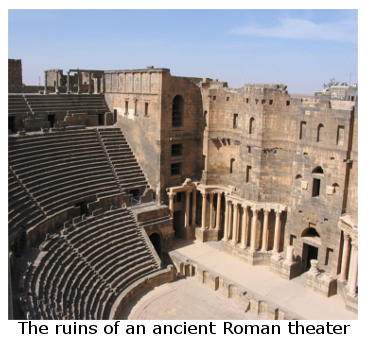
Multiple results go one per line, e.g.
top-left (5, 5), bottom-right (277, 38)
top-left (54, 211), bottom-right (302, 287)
top-left (149, 233), bottom-right (161, 259)
top-left (301, 227), bottom-right (320, 271)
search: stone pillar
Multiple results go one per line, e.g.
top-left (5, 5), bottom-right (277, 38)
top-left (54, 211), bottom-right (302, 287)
top-left (273, 210), bottom-right (282, 253)
top-left (168, 192), bottom-right (175, 219)
top-left (101, 76), bottom-right (105, 93)
top-left (88, 72), bottom-right (92, 94)
top-left (192, 189), bottom-right (197, 227)
top-left (209, 193), bottom-right (214, 229)
top-left (201, 192), bottom-right (207, 230)
top-left (44, 71), bottom-right (48, 94)
top-left (231, 202), bottom-right (239, 245)
top-left (240, 205), bottom-right (248, 249)
top-left (185, 190), bottom-right (191, 228)
top-left (348, 243), bottom-right (358, 294)
top-left (77, 70), bottom-right (81, 94)
top-left (285, 245), bottom-right (294, 264)
top-left (260, 209), bottom-right (271, 253)
top-left (222, 200), bottom-right (230, 241)
top-left (340, 233), bottom-right (351, 281)
top-left (55, 70), bottom-right (60, 94)
top-left (250, 208), bottom-right (259, 252)
top-left (216, 192), bottom-right (222, 230)
top-left (66, 71), bottom-right (70, 94)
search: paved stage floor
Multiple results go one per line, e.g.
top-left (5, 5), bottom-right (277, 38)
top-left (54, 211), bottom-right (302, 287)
top-left (120, 239), bottom-right (357, 320)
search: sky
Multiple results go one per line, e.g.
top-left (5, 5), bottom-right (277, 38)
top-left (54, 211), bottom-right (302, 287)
top-left (8, 8), bottom-right (358, 94)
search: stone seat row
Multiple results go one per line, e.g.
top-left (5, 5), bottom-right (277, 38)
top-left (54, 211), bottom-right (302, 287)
top-left (22, 208), bottom-right (159, 320)
top-left (8, 169), bottom-right (45, 235)
top-left (8, 135), bottom-right (99, 155)
top-left (26, 235), bottom-right (114, 319)
top-left (9, 144), bottom-right (103, 166)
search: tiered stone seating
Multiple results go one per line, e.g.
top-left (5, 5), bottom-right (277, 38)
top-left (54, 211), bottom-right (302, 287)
top-left (8, 94), bottom-right (31, 116)
top-left (8, 167), bottom-right (45, 236)
top-left (97, 127), bottom-right (148, 192)
top-left (8, 129), bottom-right (122, 216)
top-left (24, 94), bottom-right (109, 115)
top-left (21, 207), bottom-right (160, 320)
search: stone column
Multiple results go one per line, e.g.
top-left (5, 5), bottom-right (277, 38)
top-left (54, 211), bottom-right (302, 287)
top-left (77, 70), bottom-right (81, 94)
top-left (101, 76), bottom-right (105, 94)
top-left (88, 72), bottom-right (92, 94)
top-left (185, 190), bottom-right (191, 228)
top-left (201, 192), bottom-right (207, 230)
top-left (273, 210), bottom-right (282, 253)
top-left (216, 192), bottom-right (222, 230)
top-left (168, 192), bottom-right (175, 219)
top-left (285, 245), bottom-right (294, 264)
top-left (44, 71), bottom-right (48, 94)
top-left (340, 233), bottom-right (351, 281)
top-left (222, 200), bottom-right (230, 241)
top-left (250, 208), bottom-right (259, 252)
top-left (55, 70), bottom-right (60, 94)
top-left (231, 202), bottom-right (239, 245)
top-left (209, 193), bottom-right (214, 229)
top-left (66, 71), bottom-right (70, 94)
top-left (240, 205), bottom-right (248, 249)
top-left (261, 209), bottom-right (271, 253)
top-left (192, 188), bottom-right (197, 227)
top-left (348, 243), bottom-right (358, 294)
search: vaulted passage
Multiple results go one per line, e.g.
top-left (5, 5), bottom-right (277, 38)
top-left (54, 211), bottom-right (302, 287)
top-left (149, 233), bottom-right (161, 258)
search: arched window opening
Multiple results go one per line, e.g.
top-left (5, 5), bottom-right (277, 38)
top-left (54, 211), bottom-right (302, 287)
top-left (332, 183), bottom-right (340, 194)
top-left (230, 158), bottom-right (235, 174)
top-left (312, 166), bottom-right (324, 175)
top-left (295, 174), bottom-right (302, 179)
top-left (302, 227), bottom-right (320, 238)
top-left (204, 110), bottom-right (208, 127)
top-left (317, 124), bottom-right (324, 142)
top-left (172, 95), bottom-right (183, 127)
top-left (249, 117), bottom-right (255, 134)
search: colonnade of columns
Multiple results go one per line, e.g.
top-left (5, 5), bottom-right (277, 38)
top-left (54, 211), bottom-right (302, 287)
top-left (339, 233), bottom-right (358, 295)
top-left (168, 188), bottom-right (197, 228)
top-left (222, 199), bottom-right (283, 254)
top-left (167, 185), bottom-right (286, 255)
top-left (44, 70), bottom-right (105, 95)
top-left (201, 191), bottom-right (223, 230)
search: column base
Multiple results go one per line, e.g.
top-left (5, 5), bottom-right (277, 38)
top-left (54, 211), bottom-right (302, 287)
top-left (221, 241), bottom-right (271, 266)
top-left (270, 255), bottom-right (301, 280)
top-left (176, 226), bottom-right (195, 240)
top-left (195, 227), bottom-right (222, 243)
top-left (306, 272), bottom-right (337, 297)
top-left (346, 292), bottom-right (358, 314)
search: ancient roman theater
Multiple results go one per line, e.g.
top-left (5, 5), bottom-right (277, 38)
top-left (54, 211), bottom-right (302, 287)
top-left (8, 60), bottom-right (358, 320)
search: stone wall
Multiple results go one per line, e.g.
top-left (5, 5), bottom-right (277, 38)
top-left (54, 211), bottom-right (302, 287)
top-left (9, 59), bottom-right (22, 87)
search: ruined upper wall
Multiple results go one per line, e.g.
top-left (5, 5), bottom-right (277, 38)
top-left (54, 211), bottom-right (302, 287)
top-left (8, 59), bottom-right (22, 92)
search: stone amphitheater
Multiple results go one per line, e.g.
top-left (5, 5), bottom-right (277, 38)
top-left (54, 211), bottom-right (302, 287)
top-left (8, 60), bottom-right (358, 320)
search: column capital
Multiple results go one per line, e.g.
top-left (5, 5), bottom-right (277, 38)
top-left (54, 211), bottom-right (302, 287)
top-left (264, 208), bottom-right (271, 214)
top-left (168, 192), bottom-right (175, 199)
top-left (276, 209), bottom-right (283, 217)
top-left (186, 189), bottom-right (192, 195)
top-left (343, 232), bottom-right (351, 240)
top-left (201, 192), bottom-right (208, 198)
top-left (251, 207), bottom-right (259, 215)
